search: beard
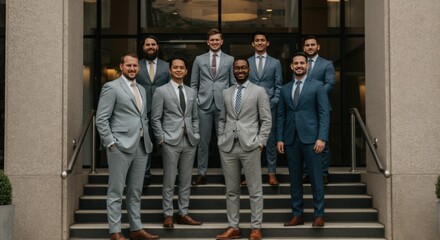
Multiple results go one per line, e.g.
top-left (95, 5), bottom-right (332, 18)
top-left (294, 69), bottom-right (307, 77)
top-left (144, 50), bottom-right (158, 61)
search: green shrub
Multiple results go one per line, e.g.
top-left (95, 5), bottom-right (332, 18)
top-left (0, 170), bottom-right (12, 205)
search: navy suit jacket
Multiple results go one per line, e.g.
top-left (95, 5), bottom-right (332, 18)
top-left (308, 56), bottom-right (335, 93)
top-left (276, 77), bottom-right (330, 145)
top-left (247, 54), bottom-right (282, 109)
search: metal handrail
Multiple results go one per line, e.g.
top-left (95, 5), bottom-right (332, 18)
top-left (61, 110), bottom-right (96, 179)
top-left (349, 108), bottom-right (391, 178)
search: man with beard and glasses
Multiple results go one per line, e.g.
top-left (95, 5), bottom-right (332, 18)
top-left (277, 52), bottom-right (329, 228)
top-left (137, 35), bottom-right (170, 185)
top-left (215, 59), bottom-right (271, 240)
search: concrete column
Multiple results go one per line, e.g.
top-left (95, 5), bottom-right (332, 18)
top-left (5, 1), bottom-right (83, 240)
top-left (365, 0), bottom-right (440, 239)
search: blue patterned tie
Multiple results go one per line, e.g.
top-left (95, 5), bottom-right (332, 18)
top-left (235, 85), bottom-right (243, 114)
top-left (293, 81), bottom-right (302, 107)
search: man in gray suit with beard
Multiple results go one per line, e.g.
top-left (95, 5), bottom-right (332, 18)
top-left (191, 28), bottom-right (235, 185)
top-left (151, 57), bottom-right (203, 228)
top-left (136, 35), bottom-right (170, 185)
top-left (215, 59), bottom-right (271, 240)
top-left (96, 52), bottom-right (159, 240)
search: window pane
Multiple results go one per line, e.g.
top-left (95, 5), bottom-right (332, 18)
top-left (101, 0), bottom-right (137, 35)
top-left (100, 38), bottom-right (138, 84)
top-left (222, 0), bottom-right (299, 33)
top-left (302, 0), bottom-right (340, 34)
top-left (141, 0), bottom-right (218, 34)
top-left (345, 0), bottom-right (364, 34)
top-left (83, 39), bottom-right (95, 166)
top-left (84, 1), bottom-right (97, 35)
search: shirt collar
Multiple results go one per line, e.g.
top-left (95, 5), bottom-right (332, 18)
top-left (210, 50), bottom-right (222, 57)
top-left (236, 80), bottom-right (250, 88)
top-left (170, 80), bottom-right (184, 88)
top-left (309, 55), bottom-right (318, 62)
top-left (255, 52), bottom-right (268, 58)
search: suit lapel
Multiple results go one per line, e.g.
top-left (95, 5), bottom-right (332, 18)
top-left (118, 77), bottom-right (141, 114)
top-left (297, 78), bottom-right (311, 108)
top-left (285, 81), bottom-right (295, 109)
top-left (141, 59), bottom-right (152, 85)
top-left (166, 82), bottom-right (185, 115)
top-left (236, 82), bottom-right (253, 116)
top-left (248, 56), bottom-right (260, 81)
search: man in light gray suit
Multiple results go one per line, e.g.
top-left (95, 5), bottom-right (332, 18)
top-left (302, 36), bottom-right (336, 184)
top-left (151, 57), bottom-right (203, 228)
top-left (191, 28), bottom-right (235, 185)
top-left (215, 59), bottom-right (271, 240)
top-left (136, 35), bottom-right (170, 185)
top-left (246, 31), bottom-right (283, 186)
top-left (96, 52), bottom-right (159, 240)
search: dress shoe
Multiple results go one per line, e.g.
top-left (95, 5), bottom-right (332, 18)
top-left (240, 179), bottom-right (247, 186)
top-left (177, 214), bottom-right (202, 225)
top-left (284, 216), bottom-right (304, 226)
top-left (163, 216), bottom-right (174, 228)
top-left (268, 173), bottom-right (279, 186)
top-left (302, 175), bottom-right (310, 184)
top-left (110, 232), bottom-right (126, 240)
top-left (249, 228), bottom-right (262, 240)
top-left (216, 227), bottom-right (242, 239)
top-left (129, 229), bottom-right (159, 240)
top-left (192, 175), bottom-right (207, 185)
top-left (323, 176), bottom-right (329, 185)
top-left (312, 217), bottom-right (325, 227)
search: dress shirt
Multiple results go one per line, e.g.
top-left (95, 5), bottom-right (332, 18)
top-left (308, 55), bottom-right (318, 71)
top-left (291, 77), bottom-right (307, 100)
top-left (170, 80), bottom-right (187, 107)
top-left (122, 75), bottom-right (143, 108)
top-left (255, 52), bottom-right (268, 70)
top-left (210, 50), bottom-right (222, 73)
top-left (233, 80), bottom-right (250, 105)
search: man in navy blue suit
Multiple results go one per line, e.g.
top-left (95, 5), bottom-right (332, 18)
top-left (302, 36), bottom-right (336, 184)
top-left (277, 52), bottom-right (330, 227)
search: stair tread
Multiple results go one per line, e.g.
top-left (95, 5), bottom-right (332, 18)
top-left (84, 183), bottom-right (366, 187)
top-left (80, 194), bottom-right (372, 200)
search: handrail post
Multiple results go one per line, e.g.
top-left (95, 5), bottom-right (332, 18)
top-left (350, 110), bottom-right (358, 173)
top-left (90, 115), bottom-right (97, 174)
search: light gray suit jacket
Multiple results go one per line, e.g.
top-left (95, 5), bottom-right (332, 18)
top-left (190, 52), bottom-right (235, 110)
top-left (151, 82), bottom-right (200, 146)
top-left (96, 77), bottom-right (153, 154)
top-left (218, 81), bottom-right (272, 152)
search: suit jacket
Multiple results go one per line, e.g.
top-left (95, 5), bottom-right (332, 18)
top-left (247, 54), bottom-right (282, 109)
top-left (308, 56), bottom-right (335, 94)
top-left (276, 77), bottom-right (330, 145)
top-left (218, 81), bottom-right (272, 152)
top-left (136, 58), bottom-right (170, 115)
top-left (96, 77), bottom-right (153, 154)
top-left (190, 52), bottom-right (235, 110)
top-left (151, 82), bottom-right (200, 147)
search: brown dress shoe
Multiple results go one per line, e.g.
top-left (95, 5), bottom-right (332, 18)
top-left (249, 228), bottom-right (263, 240)
top-left (240, 179), bottom-right (247, 186)
top-left (177, 214), bottom-right (202, 225)
top-left (216, 227), bottom-right (241, 239)
top-left (129, 229), bottom-right (159, 240)
top-left (268, 173), bottom-right (279, 186)
top-left (284, 216), bottom-right (304, 226)
top-left (110, 232), bottom-right (126, 240)
top-left (163, 216), bottom-right (174, 228)
top-left (312, 217), bottom-right (325, 227)
top-left (192, 175), bottom-right (207, 185)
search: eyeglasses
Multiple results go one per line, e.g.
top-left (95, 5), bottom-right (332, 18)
top-left (233, 66), bottom-right (249, 71)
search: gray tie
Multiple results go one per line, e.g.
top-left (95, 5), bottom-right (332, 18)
top-left (178, 85), bottom-right (186, 114)
top-left (293, 81), bottom-right (302, 107)
top-left (308, 59), bottom-right (313, 76)
top-left (212, 53), bottom-right (217, 77)
top-left (257, 55), bottom-right (264, 77)
top-left (234, 85), bottom-right (243, 139)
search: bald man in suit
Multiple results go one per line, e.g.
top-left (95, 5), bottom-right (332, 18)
top-left (96, 52), bottom-right (159, 240)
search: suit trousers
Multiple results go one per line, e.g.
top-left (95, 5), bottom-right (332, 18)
top-left (220, 141), bottom-right (263, 229)
top-left (161, 135), bottom-right (197, 217)
top-left (197, 102), bottom-right (220, 176)
top-left (286, 133), bottom-right (325, 218)
top-left (107, 139), bottom-right (148, 234)
top-left (264, 106), bottom-right (278, 173)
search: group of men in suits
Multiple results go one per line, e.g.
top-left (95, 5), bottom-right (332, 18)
top-left (95, 30), bottom-right (334, 240)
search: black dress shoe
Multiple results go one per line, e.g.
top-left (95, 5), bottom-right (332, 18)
top-left (192, 175), bottom-right (207, 185)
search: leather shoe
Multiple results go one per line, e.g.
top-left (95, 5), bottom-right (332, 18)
top-left (312, 217), bottom-right (325, 227)
top-left (177, 214), bottom-right (202, 225)
top-left (268, 173), bottom-right (279, 186)
top-left (163, 216), bottom-right (174, 228)
top-left (110, 232), bottom-right (126, 240)
top-left (249, 228), bottom-right (262, 240)
top-left (192, 175), bottom-right (207, 185)
top-left (284, 216), bottom-right (304, 226)
top-left (302, 175), bottom-right (310, 184)
top-left (216, 227), bottom-right (241, 239)
top-left (240, 179), bottom-right (247, 186)
top-left (129, 229), bottom-right (159, 239)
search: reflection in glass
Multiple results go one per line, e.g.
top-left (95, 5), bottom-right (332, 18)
top-left (302, 0), bottom-right (339, 34)
top-left (84, 0), bottom-right (97, 35)
top-left (100, 39), bottom-right (138, 84)
top-left (345, 0), bottom-right (364, 34)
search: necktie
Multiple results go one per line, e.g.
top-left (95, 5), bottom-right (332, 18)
top-left (307, 59), bottom-right (313, 76)
top-left (130, 81), bottom-right (142, 112)
top-left (293, 81), bottom-right (302, 108)
top-left (149, 61), bottom-right (155, 82)
top-left (211, 53), bottom-right (217, 77)
top-left (178, 85), bottom-right (186, 114)
top-left (235, 85), bottom-right (243, 114)
top-left (257, 55), bottom-right (264, 77)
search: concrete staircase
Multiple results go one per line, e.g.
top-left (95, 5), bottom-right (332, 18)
top-left (69, 168), bottom-right (385, 239)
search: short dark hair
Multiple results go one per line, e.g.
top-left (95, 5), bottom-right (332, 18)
top-left (302, 35), bottom-right (319, 46)
top-left (291, 51), bottom-right (308, 63)
top-left (120, 52), bottom-right (139, 64)
top-left (252, 31), bottom-right (269, 42)
top-left (207, 28), bottom-right (223, 39)
top-left (233, 58), bottom-right (250, 67)
top-left (141, 35), bottom-right (159, 46)
top-left (168, 57), bottom-right (187, 69)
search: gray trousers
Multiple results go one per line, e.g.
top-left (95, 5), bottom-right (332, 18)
top-left (197, 102), bottom-right (220, 176)
top-left (161, 136), bottom-right (197, 217)
top-left (220, 141), bottom-right (263, 229)
top-left (107, 140), bottom-right (148, 234)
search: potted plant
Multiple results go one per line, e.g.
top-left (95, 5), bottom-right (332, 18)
top-left (0, 170), bottom-right (14, 240)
